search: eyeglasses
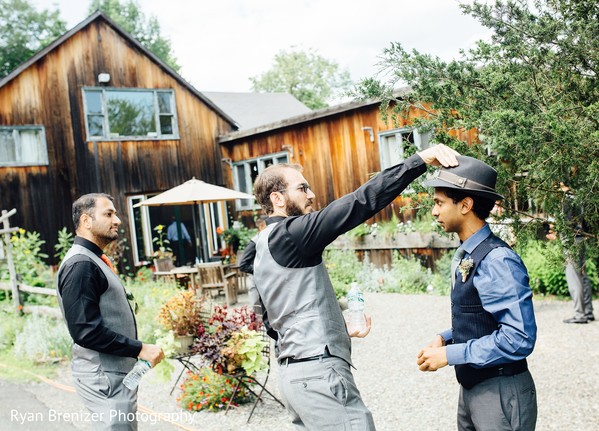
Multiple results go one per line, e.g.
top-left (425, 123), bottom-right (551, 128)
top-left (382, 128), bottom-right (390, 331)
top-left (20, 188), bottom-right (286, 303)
top-left (277, 183), bottom-right (311, 194)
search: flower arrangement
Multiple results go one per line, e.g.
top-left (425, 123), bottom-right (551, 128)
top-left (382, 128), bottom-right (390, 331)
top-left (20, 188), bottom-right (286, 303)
top-left (158, 290), bottom-right (205, 336)
top-left (152, 224), bottom-right (173, 259)
top-left (458, 257), bottom-right (474, 282)
top-left (191, 304), bottom-right (265, 375)
top-left (178, 368), bottom-right (251, 412)
top-left (216, 222), bottom-right (257, 255)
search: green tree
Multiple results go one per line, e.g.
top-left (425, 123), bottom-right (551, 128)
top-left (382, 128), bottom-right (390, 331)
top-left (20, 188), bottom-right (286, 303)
top-left (358, 0), bottom-right (598, 253)
top-left (250, 48), bottom-right (352, 109)
top-left (88, 0), bottom-right (180, 72)
top-left (0, 0), bottom-right (66, 78)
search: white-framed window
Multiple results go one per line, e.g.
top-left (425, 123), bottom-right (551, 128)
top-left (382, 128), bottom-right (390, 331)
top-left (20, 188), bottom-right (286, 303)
top-left (378, 127), bottom-right (432, 170)
top-left (0, 126), bottom-right (48, 167)
top-left (127, 195), bottom-right (229, 266)
top-left (233, 152), bottom-right (289, 210)
top-left (82, 87), bottom-right (179, 141)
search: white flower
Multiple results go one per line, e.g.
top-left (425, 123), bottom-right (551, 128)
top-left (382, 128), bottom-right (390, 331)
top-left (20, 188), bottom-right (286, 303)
top-left (458, 257), bottom-right (474, 282)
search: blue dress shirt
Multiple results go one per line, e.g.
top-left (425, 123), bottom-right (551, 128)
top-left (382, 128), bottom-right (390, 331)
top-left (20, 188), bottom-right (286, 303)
top-left (440, 224), bottom-right (537, 367)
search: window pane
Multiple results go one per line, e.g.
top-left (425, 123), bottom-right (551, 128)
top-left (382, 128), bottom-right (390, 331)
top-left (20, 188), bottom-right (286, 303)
top-left (0, 129), bottom-right (16, 163)
top-left (85, 90), bottom-right (102, 114)
top-left (20, 130), bottom-right (46, 163)
top-left (88, 115), bottom-right (104, 137)
top-left (159, 115), bottom-right (173, 135)
top-left (249, 161), bottom-right (259, 184)
top-left (106, 90), bottom-right (155, 137)
top-left (157, 92), bottom-right (172, 113)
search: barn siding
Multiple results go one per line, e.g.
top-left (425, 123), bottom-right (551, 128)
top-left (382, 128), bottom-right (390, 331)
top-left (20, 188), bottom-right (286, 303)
top-left (0, 16), bottom-right (233, 263)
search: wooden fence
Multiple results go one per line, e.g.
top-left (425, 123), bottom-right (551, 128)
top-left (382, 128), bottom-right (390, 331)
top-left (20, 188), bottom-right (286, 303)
top-left (0, 208), bottom-right (61, 318)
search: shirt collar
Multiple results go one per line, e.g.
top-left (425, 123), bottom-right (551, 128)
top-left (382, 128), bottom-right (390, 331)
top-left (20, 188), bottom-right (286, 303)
top-left (74, 236), bottom-right (104, 257)
top-left (266, 216), bottom-right (285, 225)
top-left (460, 224), bottom-right (492, 255)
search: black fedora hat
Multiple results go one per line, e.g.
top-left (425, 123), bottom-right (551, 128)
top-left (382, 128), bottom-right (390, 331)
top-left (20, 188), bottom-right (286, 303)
top-left (422, 155), bottom-right (504, 201)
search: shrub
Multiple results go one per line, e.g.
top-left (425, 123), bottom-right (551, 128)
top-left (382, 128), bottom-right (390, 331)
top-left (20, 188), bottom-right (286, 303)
top-left (324, 248), bottom-right (362, 298)
top-left (0, 304), bottom-right (23, 350)
top-left (518, 240), bottom-right (568, 296)
top-left (13, 313), bottom-right (72, 363)
top-left (384, 253), bottom-right (431, 294)
top-left (178, 368), bottom-right (251, 412)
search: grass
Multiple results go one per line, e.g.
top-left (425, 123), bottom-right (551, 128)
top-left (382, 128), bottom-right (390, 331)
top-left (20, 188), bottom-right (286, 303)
top-left (0, 350), bottom-right (62, 382)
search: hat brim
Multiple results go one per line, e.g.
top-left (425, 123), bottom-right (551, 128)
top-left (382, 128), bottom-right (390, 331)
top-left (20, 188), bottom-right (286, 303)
top-left (422, 178), bottom-right (504, 201)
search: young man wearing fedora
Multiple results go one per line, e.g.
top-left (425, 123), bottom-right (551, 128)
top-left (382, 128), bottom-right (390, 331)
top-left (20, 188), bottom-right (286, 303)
top-left (417, 156), bottom-right (538, 431)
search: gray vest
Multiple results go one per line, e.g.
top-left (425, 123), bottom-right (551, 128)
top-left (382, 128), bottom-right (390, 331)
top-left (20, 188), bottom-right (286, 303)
top-left (253, 223), bottom-right (352, 365)
top-left (56, 244), bottom-right (137, 374)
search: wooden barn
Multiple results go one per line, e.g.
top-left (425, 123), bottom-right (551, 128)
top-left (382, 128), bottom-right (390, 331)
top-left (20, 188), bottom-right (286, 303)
top-left (0, 12), bottom-right (238, 267)
top-left (218, 92), bottom-right (476, 224)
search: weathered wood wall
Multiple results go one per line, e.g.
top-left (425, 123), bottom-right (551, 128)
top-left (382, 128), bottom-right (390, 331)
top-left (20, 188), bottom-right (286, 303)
top-left (220, 102), bottom-right (477, 227)
top-left (0, 17), bottom-right (233, 262)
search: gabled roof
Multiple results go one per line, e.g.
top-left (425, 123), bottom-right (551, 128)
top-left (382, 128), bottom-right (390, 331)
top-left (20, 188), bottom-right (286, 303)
top-left (202, 92), bottom-right (311, 130)
top-left (218, 87), bottom-right (411, 143)
top-left (0, 11), bottom-right (238, 128)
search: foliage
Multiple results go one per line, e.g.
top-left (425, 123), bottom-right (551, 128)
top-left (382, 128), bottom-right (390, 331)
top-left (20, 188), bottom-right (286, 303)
top-left (0, 303), bottom-right (23, 350)
top-left (518, 239), bottom-right (568, 296)
top-left (217, 222), bottom-right (257, 254)
top-left (178, 368), bottom-right (251, 412)
top-left (1, 228), bottom-right (50, 287)
top-left (152, 224), bottom-right (172, 259)
top-left (53, 227), bottom-right (74, 264)
top-left (123, 277), bottom-right (179, 343)
top-left (0, 0), bottom-right (66, 78)
top-left (157, 290), bottom-right (205, 336)
top-left (357, 0), bottom-right (599, 256)
top-left (250, 47), bottom-right (352, 109)
top-left (221, 327), bottom-right (267, 375)
top-left (88, 0), bottom-right (180, 71)
top-left (346, 223), bottom-right (373, 239)
top-left (192, 305), bottom-right (260, 375)
top-left (13, 313), bottom-right (72, 363)
top-left (323, 248), bottom-right (362, 299)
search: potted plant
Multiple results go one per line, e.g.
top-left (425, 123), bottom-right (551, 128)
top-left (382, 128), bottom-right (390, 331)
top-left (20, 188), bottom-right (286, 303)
top-left (158, 290), bottom-right (205, 353)
top-left (216, 222), bottom-right (257, 262)
top-left (153, 224), bottom-right (174, 270)
top-left (191, 304), bottom-right (265, 375)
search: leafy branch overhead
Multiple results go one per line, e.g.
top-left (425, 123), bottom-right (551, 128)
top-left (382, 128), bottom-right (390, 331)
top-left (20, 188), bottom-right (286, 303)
top-left (359, 0), bottom-right (598, 253)
top-left (251, 47), bottom-right (352, 109)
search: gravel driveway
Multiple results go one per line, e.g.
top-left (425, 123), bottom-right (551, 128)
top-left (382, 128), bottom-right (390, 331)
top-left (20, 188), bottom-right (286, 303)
top-left (12, 292), bottom-right (599, 430)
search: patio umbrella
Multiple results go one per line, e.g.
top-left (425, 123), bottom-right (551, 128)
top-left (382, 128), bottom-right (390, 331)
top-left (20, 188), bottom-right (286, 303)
top-left (134, 177), bottom-right (254, 262)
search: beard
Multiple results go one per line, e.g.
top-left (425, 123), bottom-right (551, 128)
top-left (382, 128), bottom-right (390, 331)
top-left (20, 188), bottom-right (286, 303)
top-left (285, 199), bottom-right (314, 217)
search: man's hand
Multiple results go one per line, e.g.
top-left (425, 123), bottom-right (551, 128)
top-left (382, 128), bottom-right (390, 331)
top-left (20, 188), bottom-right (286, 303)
top-left (348, 314), bottom-right (372, 338)
top-left (139, 343), bottom-right (165, 367)
top-left (417, 335), bottom-right (447, 371)
top-left (417, 346), bottom-right (448, 372)
top-left (417, 144), bottom-right (460, 167)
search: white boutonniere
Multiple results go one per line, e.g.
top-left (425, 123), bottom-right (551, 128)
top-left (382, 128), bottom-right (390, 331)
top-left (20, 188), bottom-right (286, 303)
top-left (458, 257), bottom-right (474, 282)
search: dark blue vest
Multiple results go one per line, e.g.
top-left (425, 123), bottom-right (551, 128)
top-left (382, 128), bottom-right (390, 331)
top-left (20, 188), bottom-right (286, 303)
top-left (451, 232), bottom-right (527, 389)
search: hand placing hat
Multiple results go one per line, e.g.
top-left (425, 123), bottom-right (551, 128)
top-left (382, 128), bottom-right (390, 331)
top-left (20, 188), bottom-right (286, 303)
top-left (417, 144), bottom-right (460, 167)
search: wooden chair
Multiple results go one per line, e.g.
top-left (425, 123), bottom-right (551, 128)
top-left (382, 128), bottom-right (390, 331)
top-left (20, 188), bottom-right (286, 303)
top-left (195, 262), bottom-right (238, 305)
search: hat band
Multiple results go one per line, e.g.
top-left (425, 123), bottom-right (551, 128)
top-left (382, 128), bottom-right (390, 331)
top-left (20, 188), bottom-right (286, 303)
top-left (437, 171), bottom-right (498, 193)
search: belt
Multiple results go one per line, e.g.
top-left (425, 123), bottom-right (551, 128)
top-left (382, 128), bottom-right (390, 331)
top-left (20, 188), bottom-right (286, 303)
top-left (279, 350), bottom-right (332, 365)
top-left (456, 359), bottom-right (528, 389)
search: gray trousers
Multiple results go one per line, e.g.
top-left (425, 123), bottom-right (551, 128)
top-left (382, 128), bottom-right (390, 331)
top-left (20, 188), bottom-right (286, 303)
top-left (565, 259), bottom-right (594, 319)
top-left (278, 356), bottom-right (376, 430)
top-left (457, 370), bottom-right (537, 431)
top-left (72, 368), bottom-right (137, 430)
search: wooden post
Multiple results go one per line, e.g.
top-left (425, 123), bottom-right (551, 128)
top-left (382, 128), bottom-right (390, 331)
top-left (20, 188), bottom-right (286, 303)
top-left (1, 209), bottom-right (21, 312)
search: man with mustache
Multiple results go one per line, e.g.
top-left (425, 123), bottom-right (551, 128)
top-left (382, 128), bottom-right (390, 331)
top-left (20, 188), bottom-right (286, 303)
top-left (252, 144), bottom-right (459, 430)
top-left (57, 193), bottom-right (164, 430)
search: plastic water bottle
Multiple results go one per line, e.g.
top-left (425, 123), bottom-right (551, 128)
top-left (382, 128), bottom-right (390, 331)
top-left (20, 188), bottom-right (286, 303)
top-left (346, 282), bottom-right (367, 334)
top-left (123, 360), bottom-right (151, 390)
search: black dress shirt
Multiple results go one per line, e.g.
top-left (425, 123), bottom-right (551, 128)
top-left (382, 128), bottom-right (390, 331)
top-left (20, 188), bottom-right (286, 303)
top-left (266, 154), bottom-right (426, 267)
top-left (58, 237), bottom-right (142, 358)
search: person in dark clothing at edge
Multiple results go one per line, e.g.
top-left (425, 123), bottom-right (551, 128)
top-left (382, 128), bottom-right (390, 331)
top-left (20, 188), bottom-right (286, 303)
top-left (417, 157), bottom-right (537, 431)
top-left (251, 144), bottom-right (459, 430)
top-left (57, 193), bottom-right (164, 430)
